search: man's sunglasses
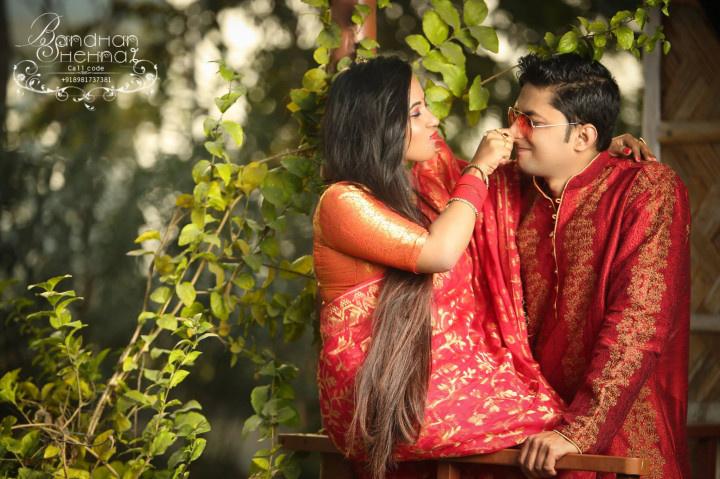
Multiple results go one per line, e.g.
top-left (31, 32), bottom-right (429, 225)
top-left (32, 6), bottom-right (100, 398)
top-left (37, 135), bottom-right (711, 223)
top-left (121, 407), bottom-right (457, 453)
top-left (507, 107), bottom-right (580, 140)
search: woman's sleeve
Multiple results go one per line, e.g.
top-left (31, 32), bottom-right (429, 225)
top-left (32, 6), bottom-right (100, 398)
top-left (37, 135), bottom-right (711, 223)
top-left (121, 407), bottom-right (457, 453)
top-left (316, 184), bottom-right (429, 273)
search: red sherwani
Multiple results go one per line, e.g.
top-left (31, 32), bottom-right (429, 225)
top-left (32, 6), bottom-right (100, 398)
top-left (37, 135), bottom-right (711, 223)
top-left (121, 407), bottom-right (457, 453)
top-left (516, 151), bottom-right (691, 479)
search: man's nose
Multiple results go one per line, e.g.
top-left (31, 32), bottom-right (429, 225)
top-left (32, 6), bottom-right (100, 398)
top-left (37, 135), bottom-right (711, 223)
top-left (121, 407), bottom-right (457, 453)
top-left (509, 120), bottom-right (523, 138)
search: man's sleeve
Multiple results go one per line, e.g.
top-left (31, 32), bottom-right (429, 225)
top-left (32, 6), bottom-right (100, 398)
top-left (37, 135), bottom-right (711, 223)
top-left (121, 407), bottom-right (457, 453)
top-left (556, 164), bottom-right (691, 453)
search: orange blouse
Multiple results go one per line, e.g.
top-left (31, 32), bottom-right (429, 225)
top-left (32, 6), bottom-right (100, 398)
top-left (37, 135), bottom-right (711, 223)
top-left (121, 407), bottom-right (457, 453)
top-left (312, 182), bottom-right (429, 303)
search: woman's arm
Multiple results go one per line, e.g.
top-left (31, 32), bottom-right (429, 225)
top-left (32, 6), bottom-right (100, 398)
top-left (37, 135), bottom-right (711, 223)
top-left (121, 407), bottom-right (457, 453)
top-left (416, 128), bottom-right (513, 272)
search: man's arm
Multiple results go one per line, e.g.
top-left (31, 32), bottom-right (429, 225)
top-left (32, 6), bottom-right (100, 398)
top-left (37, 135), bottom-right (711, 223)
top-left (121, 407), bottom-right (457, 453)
top-left (520, 164), bottom-right (690, 477)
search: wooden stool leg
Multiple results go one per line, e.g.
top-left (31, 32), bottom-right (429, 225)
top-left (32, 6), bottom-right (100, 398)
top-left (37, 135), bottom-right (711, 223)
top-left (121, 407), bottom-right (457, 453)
top-left (320, 452), bottom-right (356, 479)
top-left (437, 462), bottom-right (461, 479)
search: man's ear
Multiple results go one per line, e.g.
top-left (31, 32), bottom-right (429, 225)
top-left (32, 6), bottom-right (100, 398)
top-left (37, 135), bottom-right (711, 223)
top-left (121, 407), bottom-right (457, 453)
top-left (573, 124), bottom-right (598, 152)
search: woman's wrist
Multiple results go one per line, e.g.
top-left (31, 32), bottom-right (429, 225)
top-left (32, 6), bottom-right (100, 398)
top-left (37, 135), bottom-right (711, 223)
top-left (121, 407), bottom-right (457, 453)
top-left (462, 163), bottom-right (491, 187)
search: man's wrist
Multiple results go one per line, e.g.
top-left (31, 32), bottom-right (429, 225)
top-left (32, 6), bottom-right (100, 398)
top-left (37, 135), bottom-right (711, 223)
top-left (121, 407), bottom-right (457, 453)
top-left (552, 429), bottom-right (583, 454)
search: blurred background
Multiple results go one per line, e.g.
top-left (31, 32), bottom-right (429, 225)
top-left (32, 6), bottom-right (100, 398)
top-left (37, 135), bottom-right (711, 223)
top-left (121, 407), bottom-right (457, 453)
top-left (1, 0), bottom-right (718, 477)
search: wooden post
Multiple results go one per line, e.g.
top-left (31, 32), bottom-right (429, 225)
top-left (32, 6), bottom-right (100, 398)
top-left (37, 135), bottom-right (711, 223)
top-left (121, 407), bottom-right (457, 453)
top-left (329, 0), bottom-right (377, 72)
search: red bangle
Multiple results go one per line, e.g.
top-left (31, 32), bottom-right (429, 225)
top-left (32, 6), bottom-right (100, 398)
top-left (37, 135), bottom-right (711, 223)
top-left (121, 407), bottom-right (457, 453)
top-left (449, 173), bottom-right (487, 214)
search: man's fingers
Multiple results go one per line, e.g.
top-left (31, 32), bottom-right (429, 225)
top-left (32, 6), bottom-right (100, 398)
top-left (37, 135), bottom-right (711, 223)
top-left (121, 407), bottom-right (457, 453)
top-left (542, 450), bottom-right (558, 477)
top-left (519, 440), bottom-right (536, 478)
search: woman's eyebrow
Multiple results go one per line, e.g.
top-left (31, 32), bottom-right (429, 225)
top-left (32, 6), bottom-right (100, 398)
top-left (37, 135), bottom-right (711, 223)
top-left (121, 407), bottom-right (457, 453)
top-left (409, 100), bottom-right (422, 109)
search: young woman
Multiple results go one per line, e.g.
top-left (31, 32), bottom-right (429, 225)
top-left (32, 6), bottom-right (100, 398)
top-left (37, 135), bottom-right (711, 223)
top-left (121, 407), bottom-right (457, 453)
top-left (313, 55), bottom-right (565, 478)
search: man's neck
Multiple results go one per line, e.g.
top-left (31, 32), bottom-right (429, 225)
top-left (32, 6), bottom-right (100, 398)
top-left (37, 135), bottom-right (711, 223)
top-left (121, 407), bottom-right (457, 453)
top-left (544, 149), bottom-right (600, 198)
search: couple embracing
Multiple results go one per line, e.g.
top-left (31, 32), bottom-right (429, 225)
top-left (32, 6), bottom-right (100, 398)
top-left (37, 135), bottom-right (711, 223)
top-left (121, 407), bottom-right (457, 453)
top-left (313, 53), bottom-right (690, 479)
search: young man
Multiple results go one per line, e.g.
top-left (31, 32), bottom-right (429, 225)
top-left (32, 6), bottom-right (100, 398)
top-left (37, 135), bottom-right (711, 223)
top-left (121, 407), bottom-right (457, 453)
top-left (509, 54), bottom-right (691, 479)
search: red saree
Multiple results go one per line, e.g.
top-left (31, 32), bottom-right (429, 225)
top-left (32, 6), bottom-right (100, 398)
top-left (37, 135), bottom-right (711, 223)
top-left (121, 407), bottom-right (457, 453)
top-left (313, 139), bottom-right (564, 475)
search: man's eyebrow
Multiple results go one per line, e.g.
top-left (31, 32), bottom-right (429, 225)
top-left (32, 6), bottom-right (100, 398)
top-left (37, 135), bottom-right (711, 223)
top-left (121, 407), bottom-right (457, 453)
top-left (523, 109), bottom-right (546, 121)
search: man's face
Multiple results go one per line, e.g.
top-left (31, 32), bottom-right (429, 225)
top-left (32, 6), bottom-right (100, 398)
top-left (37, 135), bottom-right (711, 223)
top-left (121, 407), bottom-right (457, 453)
top-left (509, 84), bottom-right (580, 179)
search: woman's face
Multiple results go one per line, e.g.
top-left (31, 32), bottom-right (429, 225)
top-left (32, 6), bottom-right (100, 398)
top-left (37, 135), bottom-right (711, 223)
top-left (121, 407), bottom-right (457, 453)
top-left (404, 75), bottom-right (440, 163)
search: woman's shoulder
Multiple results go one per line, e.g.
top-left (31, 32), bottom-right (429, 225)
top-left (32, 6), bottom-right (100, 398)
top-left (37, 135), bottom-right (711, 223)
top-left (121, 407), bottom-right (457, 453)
top-left (317, 181), bottom-right (376, 211)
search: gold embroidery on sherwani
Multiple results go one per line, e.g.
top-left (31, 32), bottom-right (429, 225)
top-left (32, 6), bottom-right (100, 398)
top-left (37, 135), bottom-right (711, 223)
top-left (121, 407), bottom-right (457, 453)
top-left (562, 169), bottom-right (675, 451)
top-left (559, 169), bottom-right (611, 390)
top-left (517, 207), bottom-right (547, 339)
top-left (624, 386), bottom-right (665, 479)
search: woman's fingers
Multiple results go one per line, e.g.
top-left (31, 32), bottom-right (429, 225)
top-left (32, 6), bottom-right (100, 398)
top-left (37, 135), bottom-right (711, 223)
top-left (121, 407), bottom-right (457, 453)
top-left (610, 134), bottom-right (657, 162)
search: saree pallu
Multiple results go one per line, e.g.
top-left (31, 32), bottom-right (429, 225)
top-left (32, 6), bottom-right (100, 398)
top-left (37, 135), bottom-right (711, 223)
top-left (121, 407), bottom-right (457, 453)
top-left (316, 140), bottom-right (564, 474)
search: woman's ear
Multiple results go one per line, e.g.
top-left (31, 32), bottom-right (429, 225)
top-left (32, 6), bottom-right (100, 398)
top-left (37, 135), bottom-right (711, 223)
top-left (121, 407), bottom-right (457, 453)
top-left (574, 124), bottom-right (599, 152)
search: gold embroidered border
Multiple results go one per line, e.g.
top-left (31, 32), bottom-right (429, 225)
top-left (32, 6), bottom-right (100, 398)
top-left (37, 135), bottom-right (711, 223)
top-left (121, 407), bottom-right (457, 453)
top-left (561, 167), bottom-right (676, 451)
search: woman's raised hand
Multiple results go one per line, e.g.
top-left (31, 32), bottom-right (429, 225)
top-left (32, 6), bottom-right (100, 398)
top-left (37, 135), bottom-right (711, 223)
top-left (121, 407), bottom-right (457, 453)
top-left (470, 128), bottom-right (515, 177)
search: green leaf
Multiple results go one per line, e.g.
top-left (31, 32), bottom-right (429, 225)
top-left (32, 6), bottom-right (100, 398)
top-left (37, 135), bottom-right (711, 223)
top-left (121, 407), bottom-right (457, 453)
top-left (192, 160), bottom-right (212, 183)
top-left (179, 223), bottom-right (203, 246)
top-left (557, 30), bottom-right (579, 53)
top-left (453, 28), bottom-right (476, 49)
top-left (290, 255), bottom-right (313, 275)
top-left (422, 49), bottom-right (448, 73)
top-left (0, 369), bottom-right (20, 404)
top-left (439, 41), bottom-right (466, 66)
top-left (215, 163), bottom-right (233, 187)
top-left (238, 161), bottom-right (268, 194)
top-left (634, 7), bottom-right (647, 29)
top-left (124, 389), bottom-right (152, 406)
top-left (221, 121), bottom-right (244, 149)
top-left (157, 314), bottom-right (178, 330)
top-left (134, 230), bottom-right (160, 244)
top-left (544, 32), bottom-right (557, 48)
top-left (210, 291), bottom-right (229, 321)
top-left (351, 3), bottom-right (371, 25)
top-left (316, 25), bottom-right (341, 49)
top-left (150, 430), bottom-right (176, 456)
top-left (204, 141), bottom-right (225, 159)
top-left (203, 117), bottom-right (219, 138)
top-left (427, 99), bottom-right (452, 119)
top-left (588, 20), bottom-right (606, 33)
top-left (594, 34), bottom-right (607, 48)
top-left (313, 46), bottom-right (330, 65)
top-left (175, 411), bottom-right (211, 436)
top-left (432, 0), bottom-right (461, 31)
top-left (215, 91), bottom-right (241, 113)
top-left (176, 282), bottom-right (196, 307)
top-left (122, 356), bottom-right (137, 372)
top-left (233, 273), bottom-right (255, 290)
top-left (28, 274), bottom-right (72, 292)
top-left (663, 40), bottom-right (671, 54)
top-left (242, 414), bottom-right (263, 434)
top-left (169, 370), bottom-right (190, 388)
top-left (463, 0), bottom-right (488, 25)
top-left (260, 237), bottom-right (280, 259)
top-left (423, 10), bottom-right (449, 46)
top-left (469, 26), bottom-right (498, 53)
top-left (217, 61), bottom-right (236, 82)
top-left (468, 75), bottom-right (489, 111)
top-left (615, 26), bottom-right (634, 50)
top-left (150, 286), bottom-right (171, 305)
top-left (610, 10), bottom-right (633, 28)
top-left (425, 84), bottom-right (451, 103)
top-left (405, 34), bottom-right (431, 56)
top-left (438, 63), bottom-right (467, 97)
top-left (250, 385), bottom-right (270, 414)
top-left (190, 438), bottom-right (206, 462)
top-left (44, 444), bottom-right (60, 458)
top-left (302, 68), bottom-right (327, 92)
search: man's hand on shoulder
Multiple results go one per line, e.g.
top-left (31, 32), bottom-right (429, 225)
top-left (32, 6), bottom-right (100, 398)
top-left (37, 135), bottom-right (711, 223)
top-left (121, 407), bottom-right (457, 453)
top-left (519, 430), bottom-right (581, 478)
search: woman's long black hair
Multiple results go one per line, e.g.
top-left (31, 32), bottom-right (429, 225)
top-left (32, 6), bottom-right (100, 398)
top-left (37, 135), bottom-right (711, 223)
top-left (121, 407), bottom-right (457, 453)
top-left (321, 56), bottom-right (434, 479)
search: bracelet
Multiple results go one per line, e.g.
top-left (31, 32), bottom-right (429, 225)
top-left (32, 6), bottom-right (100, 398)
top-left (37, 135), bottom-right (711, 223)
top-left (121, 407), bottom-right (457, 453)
top-left (447, 197), bottom-right (479, 217)
top-left (462, 164), bottom-right (490, 187)
top-left (552, 430), bottom-right (583, 454)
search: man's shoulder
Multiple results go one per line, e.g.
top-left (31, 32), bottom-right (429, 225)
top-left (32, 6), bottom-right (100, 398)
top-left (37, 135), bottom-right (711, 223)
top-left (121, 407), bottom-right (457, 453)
top-left (610, 159), bottom-right (687, 200)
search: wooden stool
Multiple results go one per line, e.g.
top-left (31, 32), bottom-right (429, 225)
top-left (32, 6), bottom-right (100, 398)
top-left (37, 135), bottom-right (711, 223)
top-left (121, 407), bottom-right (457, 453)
top-left (279, 433), bottom-right (649, 478)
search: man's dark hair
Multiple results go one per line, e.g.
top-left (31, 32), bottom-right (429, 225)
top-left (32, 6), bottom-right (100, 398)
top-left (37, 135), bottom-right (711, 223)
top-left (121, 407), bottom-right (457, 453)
top-left (517, 53), bottom-right (620, 151)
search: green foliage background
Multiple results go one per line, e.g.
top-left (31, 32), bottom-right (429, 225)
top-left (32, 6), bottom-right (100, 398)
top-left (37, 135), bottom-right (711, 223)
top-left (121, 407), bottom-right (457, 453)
top-left (0, 0), bottom-right (668, 477)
